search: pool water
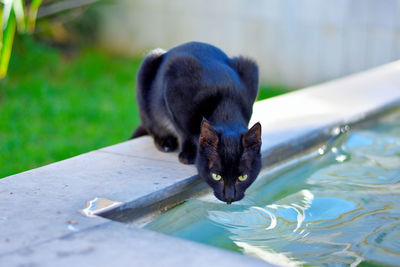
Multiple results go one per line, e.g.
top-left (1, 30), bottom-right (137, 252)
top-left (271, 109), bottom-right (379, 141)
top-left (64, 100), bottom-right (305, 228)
top-left (145, 111), bottom-right (400, 266)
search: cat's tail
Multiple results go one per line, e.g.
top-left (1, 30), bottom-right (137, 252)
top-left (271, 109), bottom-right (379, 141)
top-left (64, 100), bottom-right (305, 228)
top-left (130, 125), bottom-right (149, 139)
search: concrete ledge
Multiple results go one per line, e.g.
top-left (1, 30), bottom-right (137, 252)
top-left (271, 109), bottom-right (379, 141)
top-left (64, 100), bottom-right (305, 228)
top-left (2, 222), bottom-right (268, 267)
top-left (1, 60), bottom-right (400, 266)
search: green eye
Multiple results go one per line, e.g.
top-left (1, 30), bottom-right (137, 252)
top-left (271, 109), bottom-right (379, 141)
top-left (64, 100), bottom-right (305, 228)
top-left (238, 174), bottom-right (248, 181)
top-left (211, 173), bottom-right (222, 181)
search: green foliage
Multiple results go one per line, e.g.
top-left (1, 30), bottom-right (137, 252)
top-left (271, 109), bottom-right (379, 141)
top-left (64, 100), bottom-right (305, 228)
top-left (0, 0), bottom-right (43, 78)
top-left (258, 85), bottom-right (289, 100)
top-left (0, 36), bottom-right (289, 178)
top-left (0, 36), bottom-right (141, 177)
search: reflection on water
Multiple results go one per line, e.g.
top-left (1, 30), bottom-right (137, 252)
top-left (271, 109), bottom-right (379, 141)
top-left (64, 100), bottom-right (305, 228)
top-left (81, 197), bottom-right (122, 217)
top-left (146, 111), bottom-right (400, 266)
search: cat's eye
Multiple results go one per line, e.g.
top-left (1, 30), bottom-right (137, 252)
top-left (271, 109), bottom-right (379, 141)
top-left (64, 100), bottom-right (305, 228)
top-left (238, 174), bottom-right (248, 182)
top-left (211, 173), bottom-right (222, 181)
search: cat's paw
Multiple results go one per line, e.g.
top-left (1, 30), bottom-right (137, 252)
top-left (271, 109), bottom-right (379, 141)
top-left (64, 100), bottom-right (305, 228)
top-left (178, 150), bottom-right (196, 164)
top-left (154, 136), bottom-right (178, 152)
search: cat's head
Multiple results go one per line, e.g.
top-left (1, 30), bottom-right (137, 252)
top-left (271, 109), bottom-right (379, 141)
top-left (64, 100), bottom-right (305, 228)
top-left (196, 120), bottom-right (262, 204)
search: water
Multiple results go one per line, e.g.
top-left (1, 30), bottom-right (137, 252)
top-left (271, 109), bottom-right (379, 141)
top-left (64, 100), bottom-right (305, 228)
top-left (145, 111), bottom-right (400, 266)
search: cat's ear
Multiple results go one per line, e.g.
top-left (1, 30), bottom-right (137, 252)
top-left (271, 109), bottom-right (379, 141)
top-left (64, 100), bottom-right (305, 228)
top-left (199, 120), bottom-right (219, 169)
top-left (243, 122), bottom-right (262, 153)
top-left (199, 120), bottom-right (218, 151)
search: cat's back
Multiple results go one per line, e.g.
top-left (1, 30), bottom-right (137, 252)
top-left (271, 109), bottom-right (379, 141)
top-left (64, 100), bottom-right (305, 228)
top-left (166, 42), bottom-right (229, 64)
top-left (159, 42), bottom-right (241, 91)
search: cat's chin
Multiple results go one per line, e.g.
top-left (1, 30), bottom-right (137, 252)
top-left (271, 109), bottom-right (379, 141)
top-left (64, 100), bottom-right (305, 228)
top-left (213, 191), bottom-right (244, 205)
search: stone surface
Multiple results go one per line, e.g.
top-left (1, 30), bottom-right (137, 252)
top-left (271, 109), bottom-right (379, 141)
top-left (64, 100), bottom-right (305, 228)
top-left (1, 61), bottom-right (400, 266)
top-left (0, 150), bottom-right (196, 255)
top-left (1, 222), bottom-right (269, 267)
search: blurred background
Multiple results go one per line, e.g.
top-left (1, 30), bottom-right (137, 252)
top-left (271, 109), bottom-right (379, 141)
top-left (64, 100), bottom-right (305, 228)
top-left (1, 0), bottom-right (400, 178)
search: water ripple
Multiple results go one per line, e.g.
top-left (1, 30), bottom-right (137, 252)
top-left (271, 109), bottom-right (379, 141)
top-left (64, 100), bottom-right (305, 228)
top-left (146, 109), bottom-right (400, 266)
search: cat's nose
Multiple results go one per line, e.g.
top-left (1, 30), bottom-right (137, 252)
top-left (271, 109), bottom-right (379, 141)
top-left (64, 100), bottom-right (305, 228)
top-left (224, 186), bottom-right (236, 204)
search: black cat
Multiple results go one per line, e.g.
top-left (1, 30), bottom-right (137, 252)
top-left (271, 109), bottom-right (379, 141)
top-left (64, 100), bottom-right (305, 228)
top-left (131, 42), bottom-right (262, 204)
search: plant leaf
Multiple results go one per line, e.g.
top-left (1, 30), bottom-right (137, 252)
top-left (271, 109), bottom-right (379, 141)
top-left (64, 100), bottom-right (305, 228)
top-left (27, 0), bottom-right (43, 33)
top-left (0, 10), bottom-right (16, 79)
top-left (1, 0), bottom-right (13, 30)
top-left (13, 0), bottom-right (26, 33)
top-left (0, 5), bottom-right (3, 52)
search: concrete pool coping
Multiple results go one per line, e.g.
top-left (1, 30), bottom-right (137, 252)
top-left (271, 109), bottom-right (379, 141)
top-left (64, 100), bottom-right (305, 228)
top-left (1, 60), bottom-right (400, 266)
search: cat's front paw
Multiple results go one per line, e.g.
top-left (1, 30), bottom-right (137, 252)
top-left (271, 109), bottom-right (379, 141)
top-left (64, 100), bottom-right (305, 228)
top-left (154, 135), bottom-right (178, 152)
top-left (178, 150), bottom-right (196, 164)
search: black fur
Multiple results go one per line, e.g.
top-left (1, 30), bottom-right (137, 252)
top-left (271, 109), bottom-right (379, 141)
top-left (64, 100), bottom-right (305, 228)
top-left (132, 42), bottom-right (262, 203)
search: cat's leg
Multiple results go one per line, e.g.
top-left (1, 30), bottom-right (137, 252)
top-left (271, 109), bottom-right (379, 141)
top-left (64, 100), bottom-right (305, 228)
top-left (153, 133), bottom-right (178, 152)
top-left (162, 54), bottom-right (203, 164)
top-left (130, 124), bottom-right (178, 153)
top-left (135, 48), bottom-right (168, 145)
top-left (229, 57), bottom-right (259, 121)
top-left (178, 137), bottom-right (197, 164)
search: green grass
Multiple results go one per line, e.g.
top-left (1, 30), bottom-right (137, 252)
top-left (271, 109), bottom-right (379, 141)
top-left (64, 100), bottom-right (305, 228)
top-left (0, 36), bottom-right (289, 178)
top-left (257, 85), bottom-right (291, 100)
